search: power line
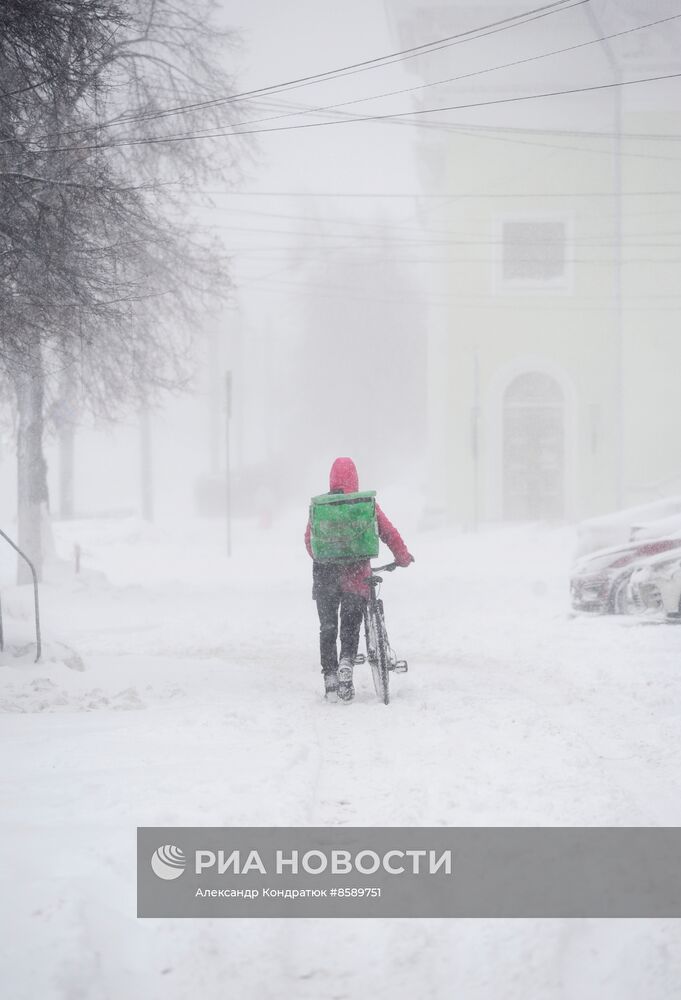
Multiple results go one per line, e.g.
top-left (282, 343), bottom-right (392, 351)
top-left (191, 11), bottom-right (681, 140)
top-left (50, 70), bottom-right (681, 152)
top-left (427, 121), bottom-right (681, 142)
top-left (182, 204), bottom-right (428, 235)
top-left (200, 91), bottom-right (681, 144)
top-left (27, 0), bottom-right (584, 144)
top-left (420, 119), bottom-right (681, 166)
top-left (215, 202), bottom-right (681, 221)
top-left (187, 190), bottom-right (681, 198)
top-left (240, 274), bottom-right (681, 301)
top-left (201, 70), bottom-right (681, 139)
top-left (34, 7), bottom-right (678, 154)
top-left (219, 91), bottom-right (681, 166)
top-left (187, 220), bottom-right (681, 248)
top-left (174, 201), bottom-right (681, 240)
top-left (222, 247), bottom-right (681, 262)
top-left (233, 270), bottom-right (681, 310)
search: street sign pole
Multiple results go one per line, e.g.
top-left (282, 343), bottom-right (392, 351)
top-left (225, 371), bottom-right (232, 556)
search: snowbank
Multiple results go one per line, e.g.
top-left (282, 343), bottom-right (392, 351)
top-left (2, 516), bottom-right (681, 998)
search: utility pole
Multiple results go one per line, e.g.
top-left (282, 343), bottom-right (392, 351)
top-left (140, 405), bottom-right (153, 521)
top-left (586, 6), bottom-right (624, 509)
top-left (59, 421), bottom-right (75, 519)
top-left (208, 327), bottom-right (221, 478)
top-left (225, 370), bottom-right (232, 556)
top-left (56, 369), bottom-right (77, 520)
top-left (472, 349), bottom-right (480, 532)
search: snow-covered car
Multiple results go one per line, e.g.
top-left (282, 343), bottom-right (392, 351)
top-left (574, 496), bottom-right (681, 558)
top-left (628, 551), bottom-right (681, 617)
top-left (570, 536), bottom-right (681, 614)
top-left (629, 511), bottom-right (681, 542)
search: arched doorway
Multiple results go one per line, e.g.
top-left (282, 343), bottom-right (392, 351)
top-left (503, 371), bottom-right (565, 520)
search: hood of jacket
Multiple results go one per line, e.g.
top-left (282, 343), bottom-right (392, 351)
top-left (329, 457), bottom-right (359, 494)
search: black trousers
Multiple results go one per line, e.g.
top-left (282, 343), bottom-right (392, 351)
top-left (315, 584), bottom-right (365, 676)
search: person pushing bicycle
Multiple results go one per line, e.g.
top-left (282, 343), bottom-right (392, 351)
top-left (304, 457), bottom-right (414, 702)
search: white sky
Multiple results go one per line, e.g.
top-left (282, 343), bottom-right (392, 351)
top-left (223, 0), bottom-right (420, 198)
top-left (196, 0), bottom-right (425, 301)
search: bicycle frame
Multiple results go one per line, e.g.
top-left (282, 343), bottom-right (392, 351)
top-left (362, 562), bottom-right (407, 704)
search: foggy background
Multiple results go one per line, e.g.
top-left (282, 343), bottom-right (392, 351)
top-left (5, 4), bottom-right (681, 999)
top-left (1, 0), bottom-right (680, 536)
top-left (3, 0), bottom-right (681, 538)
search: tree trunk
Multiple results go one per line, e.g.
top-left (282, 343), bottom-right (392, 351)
top-left (16, 340), bottom-right (48, 583)
top-left (140, 405), bottom-right (153, 521)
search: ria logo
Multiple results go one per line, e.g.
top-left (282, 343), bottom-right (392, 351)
top-left (151, 845), bottom-right (186, 880)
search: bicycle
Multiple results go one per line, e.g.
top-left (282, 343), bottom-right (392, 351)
top-left (356, 561), bottom-right (408, 705)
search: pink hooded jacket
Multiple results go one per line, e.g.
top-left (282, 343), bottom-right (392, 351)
top-left (304, 457), bottom-right (413, 598)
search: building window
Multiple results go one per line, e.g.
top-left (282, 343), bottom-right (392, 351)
top-left (495, 216), bottom-right (572, 293)
top-left (503, 221), bottom-right (565, 281)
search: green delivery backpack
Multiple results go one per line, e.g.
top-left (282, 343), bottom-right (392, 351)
top-left (309, 491), bottom-right (379, 562)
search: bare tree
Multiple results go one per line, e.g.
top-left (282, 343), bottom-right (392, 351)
top-left (0, 0), bottom-right (250, 579)
top-left (1, 1), bottom-right (123, 577)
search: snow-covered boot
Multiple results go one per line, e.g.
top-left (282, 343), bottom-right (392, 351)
top-left (337, 657), bottom-right (355, 703)
top-left (324, 671), bottom-right (339, 702)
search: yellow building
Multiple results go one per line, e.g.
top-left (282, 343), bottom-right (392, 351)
top-left (387, 1), bottom-right (681, 524)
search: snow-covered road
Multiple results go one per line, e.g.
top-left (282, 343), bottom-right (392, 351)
top-left (2, 514), bottom-right (681, 998)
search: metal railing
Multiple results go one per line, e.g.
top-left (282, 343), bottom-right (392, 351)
top-left (0, 528), bottom-right (42, 662)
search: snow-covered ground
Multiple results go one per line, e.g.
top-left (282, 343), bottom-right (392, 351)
top-left (2, 511), bottom-right (681, 999)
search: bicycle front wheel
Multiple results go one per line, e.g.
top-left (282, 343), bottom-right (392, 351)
top-left (367, 599), bottom-right (390, 705)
